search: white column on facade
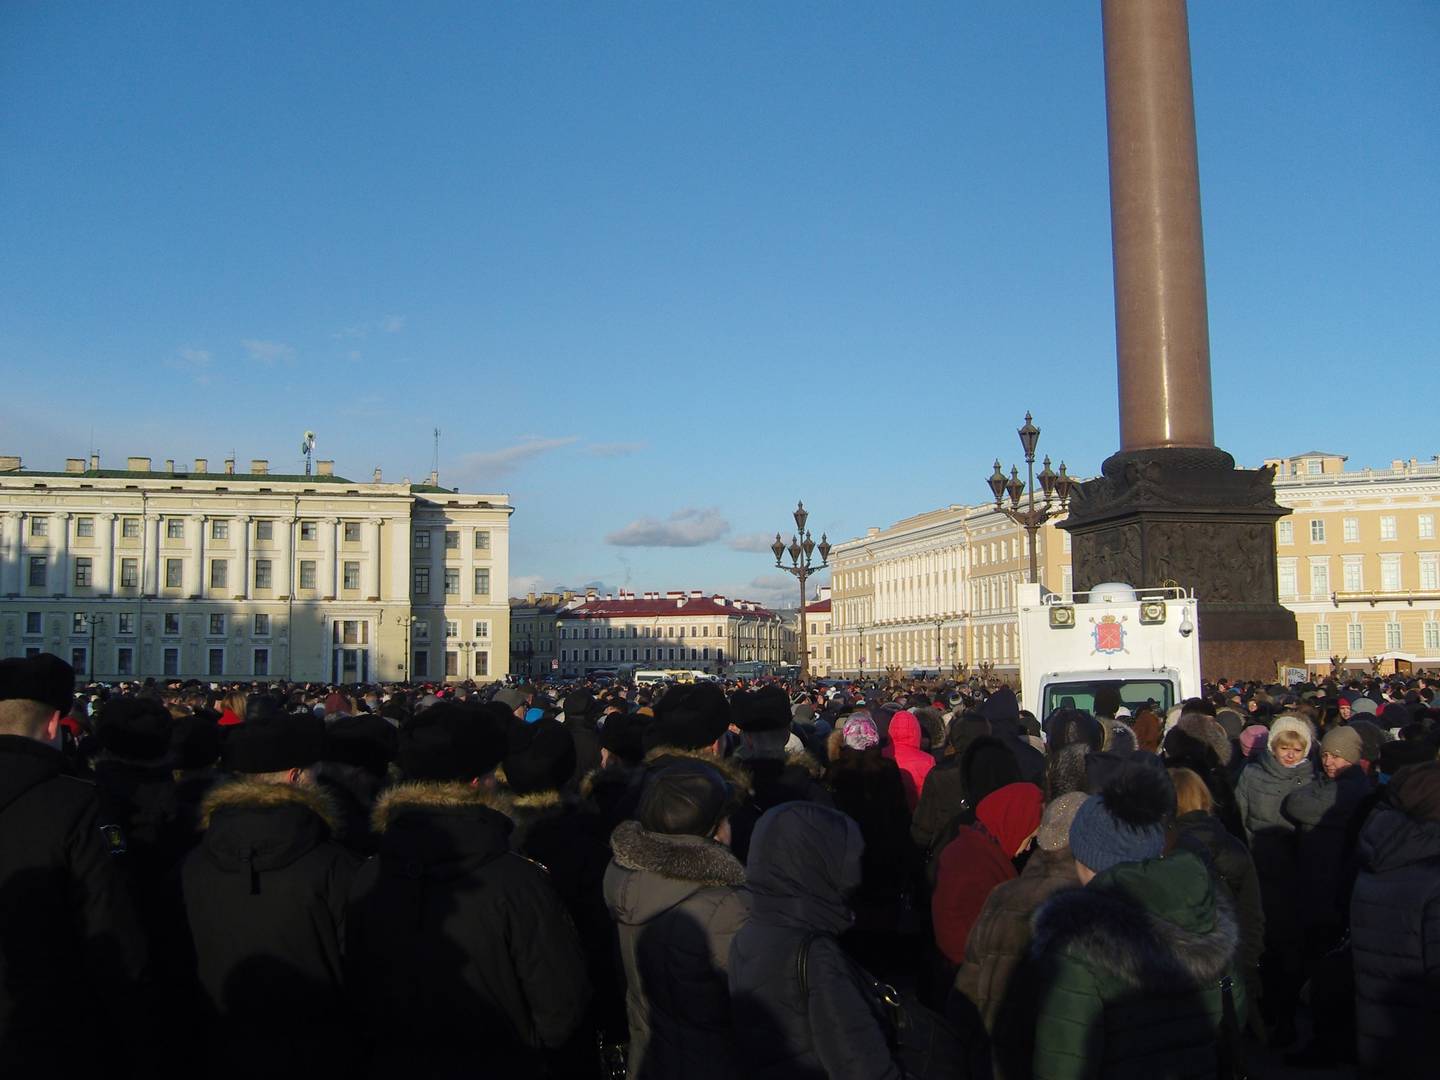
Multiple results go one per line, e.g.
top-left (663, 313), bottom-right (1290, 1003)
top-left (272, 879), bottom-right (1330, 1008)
top-left (236, 515), bottom-right (251, 599)
top-left (432, 524), bottom-right (445, 604)
top-left (50, 512), bottom-right (70, 596)
top-left (363, 518), bottom-right (381, 599)
top-left (142, 514), bottom-right (160, 594)
top-left (389, 517), bottom-right (410, 603)
top-left (185, 515), bottom-right (205, 597)
top-left (275, 516), bottom-right (293, 598)
top-left (320, 517), bottom-right (337, 600)
top-left (332, 519), bottom-right (345, 598)
top-left (95, 513), bottom-right (115, 595)
top-left (2, 511), bottom-right (21, 595)
top-left (461, 527), bottom-right (474, 605)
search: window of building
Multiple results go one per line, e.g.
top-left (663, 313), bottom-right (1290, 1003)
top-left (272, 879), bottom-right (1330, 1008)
top-left (413, 620), bottom-right (429, 641)
top-left (299, 520), bottom-right (317, 542)
top-left (76, 517), bottom-right (94, 538)
top-left (1425, 622), bottom-right (1440, 651)
top-left (445, 620), bottom-right (458, 639)
top-left (1310, 519), bottom-right (1326, 543)
top-left (1386, 622), bottom-right (1403, 651)
top-left (1420, 514), bottom-right (1436, 540)
top-left (1421, 554), bottom-right (1439, 592)
top-left (474, 620), bottom-right (490, 639)
top-left (74, 558), bottom-right (92, 587)
top-left (412, 650), bottom-right (430, 677)
top-left (212, 519), bottom-right (229, 540)
top-left (209, 614), bottom-right (225, 636)
top-left (1380, 516), bottom-right (1397, 541)
top-left (445, 651), bottom-right (458, 677)
top-left (668, 648), bottom-right (676, 661)
top-left (210, 560), bottom-right (228, 590)
top-left (1277, 559), bottom-right (1298, 599)
top-left (1277, 521), bottom-right (1294, 545)
top-left (164, 613), bottom-right (181, 635)
top-left (475, 650), bottom-right (489, 677)
top-left (121, 559), bottom-right (138, 588)
top-left (343, 521), bottom-right (361, 543)
top-left (644, 648), bottom-right (652, 661)
top-left (71, 612), bottom-right (86, 634)
top-left (1314, 624), bottom-right (1330, 653)
top-left (27, 556), bottom-right (47, 587)
top-left (413, 566), bottom-right (430, 596)
top-left (1342, 557), bottom-right (1363, 592)
top-left (474, 530), bottom-right (490, 550)
top-left (117, 612), bottom-right (135, 635)
top-left (117, 647), bottom-right (134, 676)
top-left (207, 648), bottom-right (223, 676)
top-left (163, 648), bottom-right (179, 677)
top-left (253, 648), bottom-right (269, 676)
top-left (255, 520), bottom-right (273, 541)
top-left (414, 529), bottom-right (431, 550)
top-left (24, 612), bottom-right (41, 635)
top-left (122, 517), bottom-right (139, 539)
top-left (1309, 561), bottom-right (1329, 598)
top-left (30, 517), bottom-right (47, 537)
top-left (1305, 458), bottom-right (1322, 475)
top-left (299, 560), bottom-right (316, 590)
top-left (1381, 554), bottom-right (1402, 593)
top-left (334, 620), bottom-right (366, 645)
top-left (342, 561), bottom-right (359, 590)
top-left (166, 518), bottom-right (184, 539)
top-left (444, 530), bottom-right (459, 550)
top-left (443, 569), bottom-right (459, 595)
top-left (1348, 623), bottom-right (1364, 651)
top-left (1342, 518), bottom-right (1359, 543)
top-left (164, 559), bottom-right (181, 588)
top-left (254, 614), bottom-right (270, 637)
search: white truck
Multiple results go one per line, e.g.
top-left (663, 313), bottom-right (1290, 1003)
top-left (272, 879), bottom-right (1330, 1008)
top-left (1017, 581), bottom-right (1201, 721)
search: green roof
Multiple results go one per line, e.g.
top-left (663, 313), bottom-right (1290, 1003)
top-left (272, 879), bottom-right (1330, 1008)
top-left (9, 469), bottom-right (355, 484)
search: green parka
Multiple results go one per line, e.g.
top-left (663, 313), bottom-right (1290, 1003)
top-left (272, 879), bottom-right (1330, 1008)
top-left (1029, 851), bottom-right (1243, 1080)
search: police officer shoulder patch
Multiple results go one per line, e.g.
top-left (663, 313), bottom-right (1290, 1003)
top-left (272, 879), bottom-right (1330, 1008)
top-left (99, 823), bottom-right (127, 856)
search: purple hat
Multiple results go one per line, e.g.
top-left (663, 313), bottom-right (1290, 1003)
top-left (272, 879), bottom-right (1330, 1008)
top-left (1239, 724), bottom-right (1270, 758)
top-left (841, 711), bottom-right (879, 751)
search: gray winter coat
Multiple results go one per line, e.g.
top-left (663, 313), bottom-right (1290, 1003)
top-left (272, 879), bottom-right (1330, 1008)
top-left (1233, 749), bottom-right (1314, 948)
top-left (604, 820), bottom-right (749, 1080)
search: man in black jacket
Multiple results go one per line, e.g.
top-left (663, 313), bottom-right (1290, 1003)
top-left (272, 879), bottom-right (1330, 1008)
top-left (0, 654), bottom-right (148, 1075)
top-left (181, 695), bottom-right (358, 1077)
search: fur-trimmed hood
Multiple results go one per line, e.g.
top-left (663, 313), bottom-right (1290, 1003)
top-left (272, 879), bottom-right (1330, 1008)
top-left (1032, 851), bottom-right (1238, 992)
top-left (201, 777), bottom-right (340, 833)
top-left (606, 819), bottom-right (745, 928)
top-left (643, 744), bottom-right (754, 796)
top-left (370, 780), bottom-right (512, 834)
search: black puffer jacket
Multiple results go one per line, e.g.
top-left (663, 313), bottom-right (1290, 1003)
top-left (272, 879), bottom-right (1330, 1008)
top-left (1282, 764), bottom-right (1373, 929)
top-left (729, 802), bottom-right (905, 1080)
top-left (1172, 810), bottom-right (1266, 977)
top-left (182, 778), bottom-right (359, 1075)
top-left (604, 819), bottom-right (750, 1079)
top-left (0, 735), bottom-right (149, 1075)
top-left (1349, 801), bottom-right (1440, 1078)
top-left (347, 782), bottom-right (591, 1077)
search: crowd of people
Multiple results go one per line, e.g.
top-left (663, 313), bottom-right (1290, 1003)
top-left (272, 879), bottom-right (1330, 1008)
top-left (1, 653), bottom-right (1438, 1079)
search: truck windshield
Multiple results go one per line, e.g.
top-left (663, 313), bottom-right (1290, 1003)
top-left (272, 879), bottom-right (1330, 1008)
top-left (1042, 680), bottom-right (1174, 719)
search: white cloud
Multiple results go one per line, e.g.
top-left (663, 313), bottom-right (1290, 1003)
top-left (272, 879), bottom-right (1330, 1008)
top-left (587, 441), bottom-right (646, 458)
top-left (741, 573), bottom-right (802, 610)
top-left (453, 436), bottom-right (578, 479)
top-left (241, 339), bottom-right (296, 365)
top-left (605, 507), bottom-right (730, 548)
top-left (510, 574), bottom-right (547, 597)
top-left (333, 314), bottom-right (406, 340)
top-left (381, 314), bottom-right (406, 333)
top-left (166, 346), bottom-right (214, 385)
top-left (726, 531), bottom-right (780, 553)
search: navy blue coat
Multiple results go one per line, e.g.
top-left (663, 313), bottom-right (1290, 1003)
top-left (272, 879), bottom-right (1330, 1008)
top-left (728, 802), bottom-right (904, 1080)
top-left (1349, 802), bottom-right (1440, 1077)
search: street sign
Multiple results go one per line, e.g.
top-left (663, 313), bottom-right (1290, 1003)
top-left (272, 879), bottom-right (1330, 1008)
top-left (551, 658), bottom-right (559, 670)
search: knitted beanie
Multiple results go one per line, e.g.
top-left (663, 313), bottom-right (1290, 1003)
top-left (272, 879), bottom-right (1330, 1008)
top-left (1067, 765), bottom-right (1172, 875)
top-left (1320, 725), bottom-right (1364, 765)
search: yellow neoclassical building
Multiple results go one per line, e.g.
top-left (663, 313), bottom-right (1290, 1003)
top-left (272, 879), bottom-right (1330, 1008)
top-left (1267, 451), bottom-right (1440, 671)
top-left (0, 452), bottom-right (512, 683)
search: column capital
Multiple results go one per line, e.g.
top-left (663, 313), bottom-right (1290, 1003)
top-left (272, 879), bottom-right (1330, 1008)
top-left (98, 511), bottom-right (116, 521)
top-left (323, 516), bottom-right (339, 525)
top-left (53, 511), bottom-right (70, 520)
top-left (144, 512), bottom-right (161, 522)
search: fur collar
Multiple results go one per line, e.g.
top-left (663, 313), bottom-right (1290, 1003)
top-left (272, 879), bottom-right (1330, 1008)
top-left (508, 788), bottom-right (566, 812)
top-left (200, 778), bottom-right (340, 833)
top-left (1032, 871), bottom-right (1238, 990)
top-left (643, 745), bottom-right (754, 795)
top-left (609, 818), bottom-right (746, 887)
top-left (371, 780), bottom-right (512, 834)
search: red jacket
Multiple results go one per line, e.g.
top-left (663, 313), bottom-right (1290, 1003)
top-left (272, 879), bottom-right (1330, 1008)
top-left (886, 711), bottom-right (934, 811)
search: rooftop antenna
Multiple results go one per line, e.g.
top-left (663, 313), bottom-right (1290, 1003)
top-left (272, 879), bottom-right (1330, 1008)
top-left (301, 431), bottom-right (316, 476)
top-left (431, 427), bottom-right (441, 484)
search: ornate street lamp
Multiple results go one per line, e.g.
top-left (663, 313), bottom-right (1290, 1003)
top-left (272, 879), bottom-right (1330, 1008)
top-left (986, 411), bottom-right (1075, 584)
top-left (771, 501), bottom-right (830, 682)
top-left (85, 612), bottom-right (106, 682)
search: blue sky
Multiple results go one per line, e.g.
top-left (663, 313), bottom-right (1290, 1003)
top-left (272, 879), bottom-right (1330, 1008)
top-left (3, 2), bottom-right (1436, 608)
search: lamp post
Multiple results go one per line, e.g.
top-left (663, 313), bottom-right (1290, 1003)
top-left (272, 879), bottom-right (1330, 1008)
top-left (771, 501), bottom-right (830, 683)
top-left (457, 640), bottom-right (474, 682)
top-left (86, 612), bottom-right (106, 682)
top-left (986, 412), bottom-right (1076, 584)
top-left (395, 615), bottom-right (414, 682)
